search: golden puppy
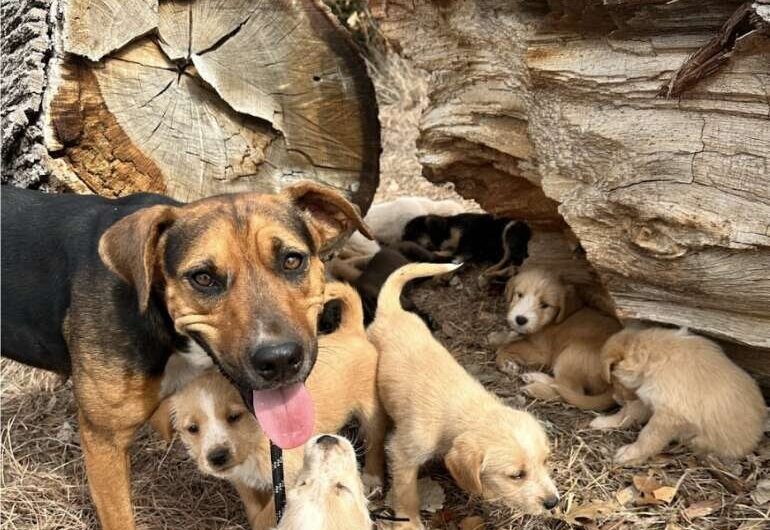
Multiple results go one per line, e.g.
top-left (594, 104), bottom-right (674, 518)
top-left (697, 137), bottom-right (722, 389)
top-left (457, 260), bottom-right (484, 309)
top-left (592, 327), bottom-right (767, 464)
top-left (369, 263), bottom-right (559, 529)
top-left (171, 281), bottom-right (386, 529)
top-left (495, 268), bottom-right (621, 411)
top-left (276, 434), bottom-right (371, 530)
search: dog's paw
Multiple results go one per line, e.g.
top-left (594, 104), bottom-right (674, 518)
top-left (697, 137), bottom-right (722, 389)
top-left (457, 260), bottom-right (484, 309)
top-left (521, 372), bottom-right (554, 385)
top-left (523, 381), bottom-right (559, 401)
top-left (614, 443), bottom-right (647, 465)
top-left (488, 331), bottom-right (514, 348)
top-left (362, 472), bottom-right (384, 497)
top-left (589, 414), bottom-right (622, 430)
top-left (496, 357), bottom-right (520, 377)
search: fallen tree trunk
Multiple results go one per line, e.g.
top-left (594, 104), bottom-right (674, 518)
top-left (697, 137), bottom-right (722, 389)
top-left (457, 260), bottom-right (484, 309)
top-left (372, 0), bottom-right (770, 386)
top-left (2, 0), bottom-right (380, 210)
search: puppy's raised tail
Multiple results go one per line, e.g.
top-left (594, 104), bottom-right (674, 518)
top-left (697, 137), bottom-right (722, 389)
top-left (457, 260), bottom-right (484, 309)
top-left (324, 281), bottom-right (366, 334)
top-left (377, 262), bottom-right (461, 318)
top-left (554, 384), bottom-right (616, 412)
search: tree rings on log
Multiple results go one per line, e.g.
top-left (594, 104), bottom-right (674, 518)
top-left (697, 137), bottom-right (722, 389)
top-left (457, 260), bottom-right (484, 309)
top-left (54, 0), bottom-right (380, 210)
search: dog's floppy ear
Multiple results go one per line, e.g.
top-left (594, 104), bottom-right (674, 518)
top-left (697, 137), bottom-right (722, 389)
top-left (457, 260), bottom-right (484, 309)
top-left (283, 181), bottom-right (372, 255)
top-left (445, 434), bottom-right (485, 495)
top-left (555, 281), bottom-right (580, 323)
top-left (99, 205), bottom-right (177, 313)
top-left (504, 275), bottom-right (517, 304)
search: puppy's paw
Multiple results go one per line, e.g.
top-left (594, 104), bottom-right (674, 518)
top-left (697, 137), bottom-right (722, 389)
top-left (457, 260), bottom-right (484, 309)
top-left (362, 472), bottom-right (384, 497)
top-left (523, 381), bottom-right (559, 401)
top-left (521, 372), bottom-right (554, 385)
top-left (614, 443), bottom-right (647, 465)
top-left (496, 356), bottom-right (520, 377)
top-left (488, 331), bottom-right (514, 348)
top-left (589, 414), bottom-right (623, 430)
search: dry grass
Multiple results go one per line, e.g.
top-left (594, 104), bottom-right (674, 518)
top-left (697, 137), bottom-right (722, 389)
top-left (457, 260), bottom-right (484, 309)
top-left (2, 44), bottom-right (768, 530)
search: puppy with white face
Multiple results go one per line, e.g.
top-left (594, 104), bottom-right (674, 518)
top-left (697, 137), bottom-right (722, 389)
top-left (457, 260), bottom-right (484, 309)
top-left (368, 263), bottom-right (559, 530)
top-left (504, 268), bottom-right (576, 336)
top-left (276, 434), bottom-right (371, 530)
top-left (496, 268), bottom-right (621, 411)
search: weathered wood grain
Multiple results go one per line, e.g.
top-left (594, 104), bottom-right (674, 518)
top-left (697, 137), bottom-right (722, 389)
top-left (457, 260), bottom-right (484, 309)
top-left (15, 0), bottom-right (380, 211)
top-left (372, 0), bottom-right (770, 379)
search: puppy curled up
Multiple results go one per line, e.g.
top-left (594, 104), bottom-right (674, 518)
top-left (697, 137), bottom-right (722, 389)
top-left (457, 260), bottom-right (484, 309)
top-left (592, 327), bottom-right (767, 465)
top-left (495, 268), bottom-right (621, 411)
top-left (170, 281), bottom-right (386, 529)
top-left (275, 434), bottom-right (371, 530)
top-left (368, 262), bottom-right (559, 530)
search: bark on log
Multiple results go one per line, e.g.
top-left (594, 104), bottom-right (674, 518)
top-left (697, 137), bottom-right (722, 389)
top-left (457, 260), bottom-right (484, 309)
top-left (373, 0), bottom-right (770, 386)
top-left (2, 0), bottom-right (380, 210)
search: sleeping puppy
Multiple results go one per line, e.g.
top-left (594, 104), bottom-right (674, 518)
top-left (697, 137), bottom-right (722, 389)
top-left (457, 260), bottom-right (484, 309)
top-left (494, 268), bottom-right (622, 411)
top-left (591, 327), bottom-right (767, 464)
top-left (171, 282), bottom-right (386, 529)
top-left (275, 434), bottom-right (371, 530)
top-left (402, 213), bottom-right (530, 265)
top-left (342, 197), bottom-right (465, 259)
top-left (369, 263), bottom-right (559, 529)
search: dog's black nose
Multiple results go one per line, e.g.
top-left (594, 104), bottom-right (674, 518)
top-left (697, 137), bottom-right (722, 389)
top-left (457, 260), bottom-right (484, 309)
top-left (543, 495), bottom-right (559, 510)
top-left (207, 446), bottom-right (231, 468)
top-left (316, 435), bottom-right (338, 447)
top-left (251, 342), bottom-right (303, 382)
top-left (515, 315), bottom-right (528, 326)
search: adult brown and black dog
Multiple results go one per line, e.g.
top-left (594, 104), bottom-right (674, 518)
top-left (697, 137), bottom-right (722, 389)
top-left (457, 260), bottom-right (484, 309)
top-left (0, 182), bottom-right (369, 530)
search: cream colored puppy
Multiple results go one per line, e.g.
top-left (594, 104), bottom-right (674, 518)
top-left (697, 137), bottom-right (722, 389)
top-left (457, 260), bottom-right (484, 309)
top-left (369, 263), bottom-right (559, 529)
top-left (592, 327), bottom-right (767, 464)
top-left (495, 268), bottom-right (621, 411)
top-left (171, 282), bottom-right (386, 529)
top-left (275, 434), bottom-right (371, 530)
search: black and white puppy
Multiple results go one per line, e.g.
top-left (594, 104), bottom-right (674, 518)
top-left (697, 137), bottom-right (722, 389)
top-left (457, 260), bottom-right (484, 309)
top-left (402, 213), bottom-right (531, 266)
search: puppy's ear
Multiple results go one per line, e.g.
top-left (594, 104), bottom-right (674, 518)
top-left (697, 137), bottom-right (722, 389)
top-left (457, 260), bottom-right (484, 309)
top-left (99, 205), bottom-right (177, 313)
top-left (555, 283), bottom-right (580, 323)
top-left (283, 181), bottom-right (372, 255)
top-left (445, 434), bottom-right (485, 495)
top-left (504, 276), bottom-right (517, 304)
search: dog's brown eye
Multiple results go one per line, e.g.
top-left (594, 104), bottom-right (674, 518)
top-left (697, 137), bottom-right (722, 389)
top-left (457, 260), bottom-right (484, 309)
top-left (227, 412), bottom-right (242, 424)
top-left (283, 252), bottom-right (305, 271)
top-left (541, 302), bottom-right (549, 309)
top-left (516, 291), bottom-right (523, 298)
top-left (187, 424), bottom-right (199, 434)
top-left (509, 470), bottom-right (525, 479)
top-left (335, 482), bottom-right (349, 493)
top-left (192, 272), bottom-right (213, 287)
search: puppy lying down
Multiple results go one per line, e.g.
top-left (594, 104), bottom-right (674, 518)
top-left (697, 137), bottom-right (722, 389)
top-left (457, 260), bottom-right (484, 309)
top-left (275, 434), bottom-right (371, 530)
top-left (171, 282), bottom-right (385, 529)
top-left (368, 263), bottom-right (559, 530)
top-left (592, 327), bottom-right (767, 464)
top-left (495, 268), bottom-right (621, 411)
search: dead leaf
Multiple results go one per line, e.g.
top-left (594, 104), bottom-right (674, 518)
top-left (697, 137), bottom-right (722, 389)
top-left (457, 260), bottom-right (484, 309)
top-left (563, 500), bottom-right (616, 526)
top-left (614, 486), bottom-right (635, 506)
top-left (459, 515), bottom-right (485, 530)
top-left (750, 479), bottom-right (770, 506)
top-left (652, 486), bottom-right (678, 503)
top-left (682, 498), bottom-right (721, 519)
top-left (665, 524), bottom-right (684, 530)
top-left (633, 473), bottom-right (663, 494)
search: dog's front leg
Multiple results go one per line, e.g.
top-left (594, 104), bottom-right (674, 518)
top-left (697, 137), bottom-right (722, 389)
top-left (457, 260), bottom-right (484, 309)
top-left (389, 459), bottom-right (423, 530)
top-left (233, 482), bottom-right (275, 530)
top-left (75, 369), bottom-right (161, 530)
top-left (495, 340), bottom-right (547, 376)
top-left (614, 411), bottom-right (679, 465)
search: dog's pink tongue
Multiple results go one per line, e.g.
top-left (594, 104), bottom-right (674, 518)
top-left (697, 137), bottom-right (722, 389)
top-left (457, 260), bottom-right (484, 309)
top-left (252, 383), bottom-right (314, 449)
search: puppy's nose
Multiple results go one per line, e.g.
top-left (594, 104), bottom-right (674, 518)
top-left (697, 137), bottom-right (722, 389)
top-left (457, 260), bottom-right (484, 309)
top-left (543, 495), bottom-right (559, 510)
top-left (316, 435), bottom-right (339, 447)
top-left (515, 315), bottom-right (528, 326)
top-left (251, 342), bottom-right (303, 382)
top-left (207, 446), bottom-right (231, 468)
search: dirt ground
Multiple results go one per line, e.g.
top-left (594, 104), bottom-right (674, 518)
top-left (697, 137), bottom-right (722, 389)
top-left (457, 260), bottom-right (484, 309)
top-left (2, 50), bottom-right (769, 530)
